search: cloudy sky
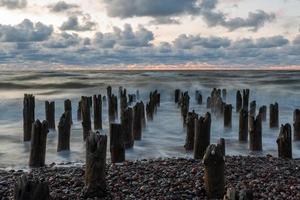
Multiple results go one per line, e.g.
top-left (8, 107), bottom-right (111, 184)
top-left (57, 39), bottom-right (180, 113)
top-left (0, 0), bottom-right (299, 70)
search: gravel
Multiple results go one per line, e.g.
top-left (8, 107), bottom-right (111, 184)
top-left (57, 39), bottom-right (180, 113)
top-left (1, 155), bottom-right (300, 200)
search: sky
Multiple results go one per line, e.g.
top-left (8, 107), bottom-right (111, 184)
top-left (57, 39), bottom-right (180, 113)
top-left (0, 0), bottom-right (299, 70)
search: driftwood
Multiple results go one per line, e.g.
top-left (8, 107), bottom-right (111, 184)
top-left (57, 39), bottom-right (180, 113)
top-left (110, 123), bottom-right (125, 163)
top-left (57, 111), bottom-right (71, 152)
top-left (194, 112), bottom-right (211, 159)
top-left (258, 105), bottom-right (267, 122)
top-left (93, 95), bottom-right (102, 130)
top-left (249, 114), bottom-right (262, 151)
top-left (236, 91), bottom-right (242, 113)
top-left (23, 94), bottom-right (35, 141)
top-left (184, 111), bottom-right (198, 151)
top-left (121, 107), bottom-right (134, 149)
top-left (224, 104), bottom-right (232, 128)
top-left (203, 144), bottom-right (225, 199)
top-left (14, 175), bottom-right (50, 200)
top-left (249, 101), bottom-right (256, 117)
top-left (239, 109), bottom-right (248, 142)
top-left (277, 123), bottom-right (292, 159)
top-left (133, 102), bottom-right (143, 140)
top-left (85, 132), bottom-right (107, 198)
top-left (81, 96), bottom-right (91, 140)
top-left (64, 99), bottom-right (72, 125)
top-left (45, 101), bottom-right (55, 129)
top-left (29, 120), bottom-right (48, 167)
top-left (294, 109), bottom-right (300, 140)
top-left (270, 102), bottom-right (279, 128)
top-left (242, 89), bottom-right (249, 111)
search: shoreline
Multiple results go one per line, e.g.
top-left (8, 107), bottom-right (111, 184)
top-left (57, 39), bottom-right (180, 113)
top-left (1, 155), bottom-right (300, 199)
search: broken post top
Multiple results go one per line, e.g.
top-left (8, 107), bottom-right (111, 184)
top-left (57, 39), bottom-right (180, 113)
top-left (87, 132), bottom-right (107, 155)
top-left (203, 144), bottom-right (224, 165)
top-left (277, 123), bottom-right (292, 140)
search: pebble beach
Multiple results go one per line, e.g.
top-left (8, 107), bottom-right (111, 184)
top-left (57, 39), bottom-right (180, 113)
top-left (1, 155), bottom-right (300, 200)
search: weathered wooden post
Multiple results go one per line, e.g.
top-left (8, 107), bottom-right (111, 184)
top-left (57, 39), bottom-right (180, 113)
top-left (236, 90), bottom-right (242, 112)
top-left (85, 132), bottom-right (107, 198)
top-left (64, 99), bottom-right (72, 125)
top-left (222, 89), bottom-right (227, 102)
top-left (107, 86), bottom-right (112, 98)
top-left (239, 109), bottom-right (248, 142)
top-left (81, 96), bottom-right (91, 140)
top-left (249, 100), bottom-right (256, 117)
top-left (207, 97), bottom-right (211, 109)
top-left (249, 114), bottom-right (262, 151)
top-left (270, 102), bottom-right (279, 128)
top-left (57, 111), bottom-right (71, 152)
top-left (184, 111), bottom-right (198, 151)
top-left (14, 175), bottom-right (50, 200)
top-left (23, 94), bottom-right (35, 141)
top-left (194, 112), bottom-right (211, 159)
top-left (110, 123), bottom-right (125, 163)
top-left (259, 105), bottom-right (267, 122)
top-left (29, 120), bottom-right (48, 167)
top-left (175, 89), bottom-right (180, 103)
top-left (224, 104), bottom-right (232, 128)
top-left (93, 95), bottom-right (102, 130)
top-left (45, 101), bottom-right (55, 130)
top-left (242, 89), bottom-right (249, 111)
top-left (277, 123), bottom-right (292, 159)
top-left (294, 109), bottom-right (300, 140)
top-left (133, 102), bottom-right (143, 140)
top-left (218, 138), bottom-right (225, 156)
top-left (203, 144), bottom-right (225, 199)
top-left (121, 107), bottom-right (134, 149)
top-left (120, 88), bottom-right (127, 116)
top-left (108, 94), bottom-right (118, 122)
top-left (77, 100), bottom-right (82, 121)
top-left (136, 90), bottom-right (140, 100)
top-left (140, 101), bottom-right (146, 127)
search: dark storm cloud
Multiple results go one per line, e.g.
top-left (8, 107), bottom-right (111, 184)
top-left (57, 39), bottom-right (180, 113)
top-left (0, 19), bottom-right (53, 42)
top-left (102, 0), bottom-right (275, 31)
top-left (48, 1), bottom-right (79, 13)
top-left (0, 0), bottom-right (26, 9)
top-left (60, 16), bottom-right (96, 31)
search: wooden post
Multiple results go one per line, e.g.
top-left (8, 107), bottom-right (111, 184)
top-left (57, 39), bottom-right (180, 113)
top-left (203, 144), bottom-right (225, 199)
top-left (45, 101), bottom-right (55, 130)
top-left (218, 138), bottom-right (225, 156)
top-left (29, 120), bottom-right (48, 167)
top-left (249, 114), bottom-right (262, 151)
top-left (136, 90), bottom-right (140, 100)
top-left (57, 111), bottom-right (71, 152)
top-left (294, 109), bottom-right (300, 140)
top-left (259, 105), bottom-right (267, 122)
top-left (194, 112), bottom-right (211, 159)
top-left (207, 97), bottom-right (211, 109)
top-left (93, 95), bottom-right (102, 130)
top-left (81, 96), bottom-right (91, 140)
top-left (23, 94), bottom-right (35, 141)
top-left (77, 100), bottom-right (82, 121)
top-left (236, 90), bottom-right (242, 112)
top-left (120, 88), bottom-right (127, 117)
top-left (14, 175), bottom-right (50, 200)
top-left (133, 102), bottom-right (143, 140)
top-left (277, 123), bottom-right (292, 159)
top-left (107, 86), bottom-right (112, 98)
top-left (270, 102), bottom-right (279, 128)
top-left (108, 94), bottom-right (118, 122)
top-left (140, 101), bottom-right (146, 128)
top-left (184, 111), bottom-right (198, 151)
top-left (242, 89), bottom-right (249, 111)
top-left (121, 107), bottom-right (134, 149)
top-left (110, 123), bottom-right (125, 163)
top-left (64, 99), bottom-right (72, 125)
top-left (239, 109), bottom-right (248, 142)
top-left (85, 132), bottom-right (107, 198)
top-left (222, 89), bottom-right (227, 102)
top-left (175, 89), bottom-right (180, 103)
top-left (224, 104), bottom-right (232, 128)
top-left (249, 100), bottom-right (256, 117)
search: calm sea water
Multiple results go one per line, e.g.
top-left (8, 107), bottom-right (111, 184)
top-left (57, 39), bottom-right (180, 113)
top-left (0, 70), bottom-right (300, 169)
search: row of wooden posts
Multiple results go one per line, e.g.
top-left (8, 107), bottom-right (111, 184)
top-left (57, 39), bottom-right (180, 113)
top-left (175, 88), bottom-right (295, 160)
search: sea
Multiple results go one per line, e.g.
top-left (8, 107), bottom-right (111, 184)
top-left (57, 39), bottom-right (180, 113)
top-left (0, 70), bottom-right (300, 169)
